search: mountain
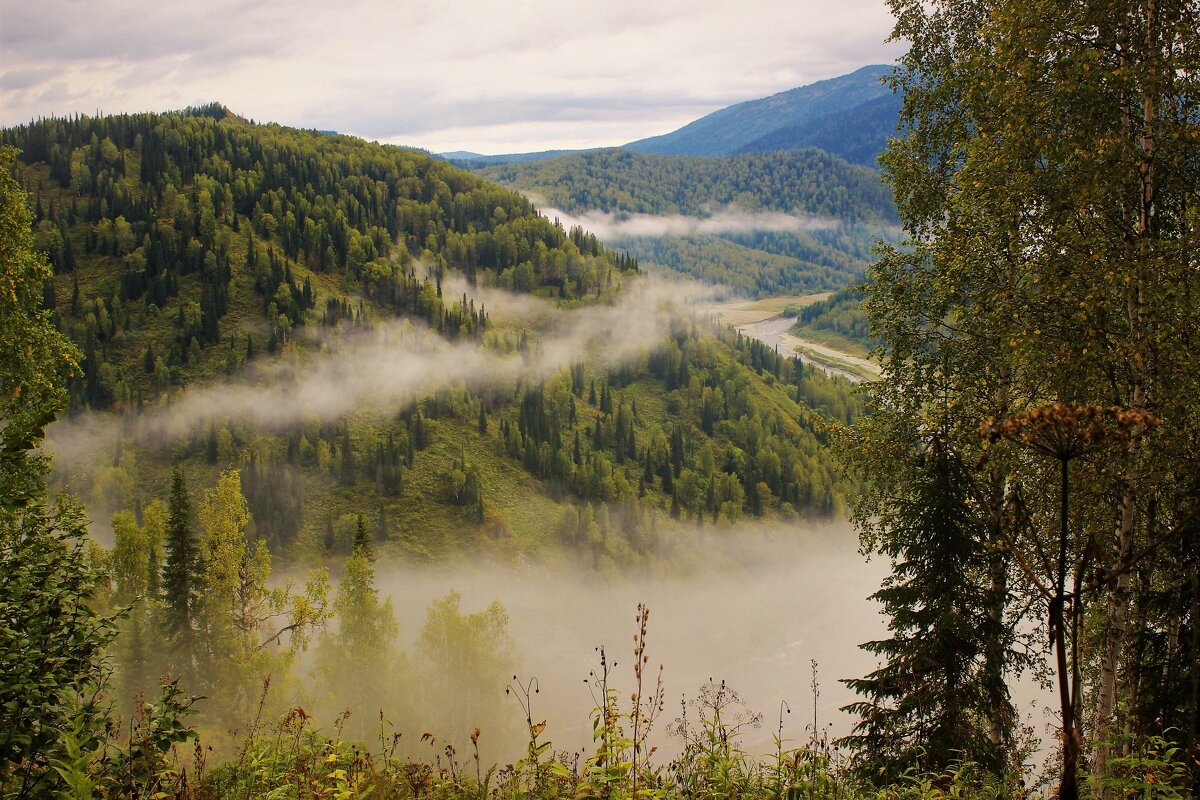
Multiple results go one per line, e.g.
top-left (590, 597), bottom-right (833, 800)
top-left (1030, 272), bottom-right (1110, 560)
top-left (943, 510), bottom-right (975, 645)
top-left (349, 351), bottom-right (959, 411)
top-left (624, 65), bottom-right (897, 165)
top-left (3, 107), bottom-right (861, 564)
top-left (735, 91), bottom-right (903, 166)
top-left (478, 147), bottom-right (895, 221)
top-left (476, 147), bottom-right (897, 295)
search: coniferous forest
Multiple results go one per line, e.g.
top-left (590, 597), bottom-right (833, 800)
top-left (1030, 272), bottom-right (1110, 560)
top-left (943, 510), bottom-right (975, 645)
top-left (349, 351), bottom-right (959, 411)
top-left (1, 0), bottom-right (1199, 798)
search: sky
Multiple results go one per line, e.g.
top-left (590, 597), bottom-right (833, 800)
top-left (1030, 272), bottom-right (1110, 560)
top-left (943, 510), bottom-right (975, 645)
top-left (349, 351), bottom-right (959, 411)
top-left (0, 0), bottom-right (902, 155)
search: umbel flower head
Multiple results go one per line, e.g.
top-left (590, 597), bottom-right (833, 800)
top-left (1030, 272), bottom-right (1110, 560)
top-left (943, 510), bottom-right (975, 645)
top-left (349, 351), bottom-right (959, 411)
top-left (979, 402), bottom-right (1159, 461)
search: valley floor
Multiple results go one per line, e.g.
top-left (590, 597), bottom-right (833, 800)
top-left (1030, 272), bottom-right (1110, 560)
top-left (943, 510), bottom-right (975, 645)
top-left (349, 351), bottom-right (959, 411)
top-left (704, 294), bottom-right (881, 382)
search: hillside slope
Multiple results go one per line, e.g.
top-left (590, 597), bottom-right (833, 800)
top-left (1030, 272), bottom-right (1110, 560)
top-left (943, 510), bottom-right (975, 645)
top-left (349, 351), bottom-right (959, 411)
top-left (736, 91), bottom-right (903, 166)
top-left (624, 65), bottom-right (894, 161)
top-left (476, 147), bottom-right (896, 296)
top-left (4, 108), bottom-right (863, 565)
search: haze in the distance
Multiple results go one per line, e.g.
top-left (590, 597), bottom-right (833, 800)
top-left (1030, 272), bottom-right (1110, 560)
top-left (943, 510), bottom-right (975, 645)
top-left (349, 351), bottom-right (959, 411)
top-left (0, 0), bottom-right (902, 154)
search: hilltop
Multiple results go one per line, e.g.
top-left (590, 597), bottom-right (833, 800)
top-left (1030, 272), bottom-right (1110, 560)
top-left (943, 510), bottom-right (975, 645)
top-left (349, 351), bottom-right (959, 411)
top-left (624, 65), bottom-right (896, 165)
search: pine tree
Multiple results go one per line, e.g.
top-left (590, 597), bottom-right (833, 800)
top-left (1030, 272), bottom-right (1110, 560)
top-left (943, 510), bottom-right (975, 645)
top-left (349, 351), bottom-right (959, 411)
top-left (161, 466), bottom-right (202, 672)
top-left (353, 513), bottom-right (371, 557)
top-left (840, 437), bottom-right (1010, 781)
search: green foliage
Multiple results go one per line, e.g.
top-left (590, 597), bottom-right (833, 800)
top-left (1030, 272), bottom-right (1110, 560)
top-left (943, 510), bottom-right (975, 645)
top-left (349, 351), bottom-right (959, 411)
top-left (480, 148), bottom-right (896, 222)
top-left (839, 437), bottom-right (1012, 782)
top-left (2, 109), bottom-right (636, 414)
top-left (850, 0), bottom-right (1200, 794)
top-left (1093, 734), bottom-right (1193, 800)
top-left (415, 591), bottom-right (517, 747)
top-left (479, 148), bottom-right (896, 296)
top-left (105, 606), bottom-right (1052, 800)
top-left (5, 108), bottom-right (868, 564)
top-left (0, 497), bottom-right (116, 796)
top-left (0, 146), bottom-right (80, 490)
top-left (621, 233), bottom-right (875, 297)
top-left (162, 466), bottom-right (202, 673)
top-left (191, 470), bottom-right (330, 724)
top-left (0, 146), bottom-right (116, 797)
top-left (314, 547), bottom-right (401, 742)
top-left (790, 289), bottom-right (875, 352)
top-left (98, 679), bottom-right (202, 799)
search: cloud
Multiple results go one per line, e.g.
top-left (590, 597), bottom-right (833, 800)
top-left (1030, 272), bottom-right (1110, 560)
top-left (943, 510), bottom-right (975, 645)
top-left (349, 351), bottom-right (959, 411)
top-left (44, 276), bottom-right (714, 473)
top-left (543, 206), bottom-right (842, 240)
top-left (0, 67), bottom-right (56, 91)
top-left (0, 0), bottom-right (904, 152)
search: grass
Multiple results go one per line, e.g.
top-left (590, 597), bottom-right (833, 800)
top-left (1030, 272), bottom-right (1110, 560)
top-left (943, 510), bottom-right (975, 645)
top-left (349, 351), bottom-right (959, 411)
top-left (788, 325), bottom-right (873, 359)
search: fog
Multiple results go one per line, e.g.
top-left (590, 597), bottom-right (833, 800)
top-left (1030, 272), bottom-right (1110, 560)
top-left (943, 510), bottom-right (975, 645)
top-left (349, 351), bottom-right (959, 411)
top-left (44, 275), bottom-right (715, 475)
top-left (330, 521), bottom-right (892, 764)
top-left (543, 206), bottom-right (842, 240)
top-left (311, 521), bottom-right (1055, 769)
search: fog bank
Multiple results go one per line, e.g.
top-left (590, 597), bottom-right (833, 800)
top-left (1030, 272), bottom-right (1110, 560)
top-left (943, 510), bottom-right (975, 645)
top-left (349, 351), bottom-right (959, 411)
top-left (44, 276), bottom-right (713, 475)
top-left (544, 206), bottom-right (842, 240)
top-left (367, 523), bottom-right (889, 762)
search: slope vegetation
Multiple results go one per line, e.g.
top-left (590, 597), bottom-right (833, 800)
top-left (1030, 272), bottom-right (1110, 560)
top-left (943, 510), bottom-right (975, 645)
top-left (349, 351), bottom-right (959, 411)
top-left (4, 107), bottom-right (863, 565)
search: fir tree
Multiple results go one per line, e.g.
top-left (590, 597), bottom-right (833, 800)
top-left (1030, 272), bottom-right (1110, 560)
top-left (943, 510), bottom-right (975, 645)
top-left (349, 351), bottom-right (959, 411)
top-left (840, 437), bottom-right (1011, 781)
top-left (161, 466), bottom-right (202, 671)
top-left (353, 513), bottom-right (370, 557)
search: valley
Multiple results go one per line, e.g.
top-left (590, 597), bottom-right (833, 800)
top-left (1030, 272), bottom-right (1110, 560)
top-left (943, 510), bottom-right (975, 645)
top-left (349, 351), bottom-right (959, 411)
top-left (3, 20), bottom-right (1197, 798)
top-left (703, 293), bottom-right (881, 383)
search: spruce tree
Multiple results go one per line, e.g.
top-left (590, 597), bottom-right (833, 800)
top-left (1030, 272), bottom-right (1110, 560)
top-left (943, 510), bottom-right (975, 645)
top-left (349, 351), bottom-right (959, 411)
top-left (353, 513), bottom-right (370, 557)
top-left (840, 437), bottom-right (1011, 781)
top-left (161, 466), bottom-right (201, 670)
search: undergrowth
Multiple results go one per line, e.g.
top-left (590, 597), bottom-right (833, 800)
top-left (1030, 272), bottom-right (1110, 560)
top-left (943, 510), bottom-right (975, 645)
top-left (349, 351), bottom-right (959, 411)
top-left (45, 608), bottom-right (1192, 800)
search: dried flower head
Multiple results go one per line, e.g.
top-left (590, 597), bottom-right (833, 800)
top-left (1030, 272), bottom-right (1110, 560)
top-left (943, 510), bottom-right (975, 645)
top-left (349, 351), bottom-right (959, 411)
top-left (979, 402), bottom-right (1159, 460)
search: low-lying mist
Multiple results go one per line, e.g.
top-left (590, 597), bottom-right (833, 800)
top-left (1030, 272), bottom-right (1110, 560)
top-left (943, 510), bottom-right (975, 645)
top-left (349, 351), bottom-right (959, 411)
top-left (304, 522), bottom-right (890, 765)
top-left (44, 275), bottom-right (716, 480)
top-left (543, 206), bottom-right (842, 240)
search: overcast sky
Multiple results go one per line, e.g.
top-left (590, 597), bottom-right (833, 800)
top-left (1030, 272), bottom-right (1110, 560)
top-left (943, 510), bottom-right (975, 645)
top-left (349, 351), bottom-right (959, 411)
top-left (0, 0), bottom-right (902, 155)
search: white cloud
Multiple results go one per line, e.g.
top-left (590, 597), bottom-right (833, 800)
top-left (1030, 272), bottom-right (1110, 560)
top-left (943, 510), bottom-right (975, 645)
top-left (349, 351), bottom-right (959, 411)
top-left (0, 0), bottom-right (903, 153)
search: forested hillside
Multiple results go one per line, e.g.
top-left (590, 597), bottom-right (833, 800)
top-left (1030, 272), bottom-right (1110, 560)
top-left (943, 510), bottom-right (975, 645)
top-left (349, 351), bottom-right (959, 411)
top-left (2, 107), bottom-right (863, 564)
top-left (478, 148), bottom-right (895, 295)
top-left (479, 147), bottom-right (894, 221)
top-left (736, 91), bottom-right (903, 166)
top-left (788, 288), bottom-right (874, 354)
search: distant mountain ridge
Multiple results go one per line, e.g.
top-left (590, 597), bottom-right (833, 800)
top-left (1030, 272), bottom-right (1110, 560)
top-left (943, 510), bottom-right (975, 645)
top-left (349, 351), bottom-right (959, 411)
top-left (442, 64), bottom-right (900, 168)
top-left (623, 65), bottom-right (896, 165)
top-left (443, 148), bottom-right (595, 165)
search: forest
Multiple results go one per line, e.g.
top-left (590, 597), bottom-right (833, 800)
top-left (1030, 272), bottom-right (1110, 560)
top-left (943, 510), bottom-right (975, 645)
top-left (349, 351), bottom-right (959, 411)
top-left (0, 106), bottom-right (860, 565)
top-left (786, 289), bottom-right (875, 354)
top-left (475, 148), bottom-right (896, 222)
top-left (2, 0), bottom-right (1199, 796)
top-left (475, 148), bottom-right (896, 297)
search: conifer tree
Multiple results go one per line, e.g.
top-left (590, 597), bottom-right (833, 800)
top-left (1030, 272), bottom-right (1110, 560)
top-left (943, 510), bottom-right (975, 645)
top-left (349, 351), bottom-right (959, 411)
top-left (161, 466), bottom-right (201, 671)
top-left (856, 0), bottom-right (1200, 793)
top-left (840, 436), bottom-right (1011, 781)
top-left (353, 513), bottom-right (370, 556)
